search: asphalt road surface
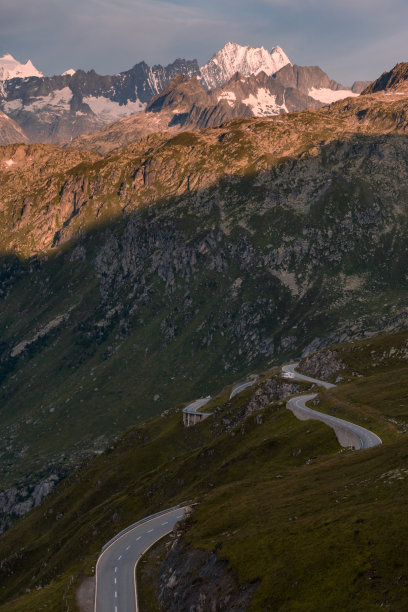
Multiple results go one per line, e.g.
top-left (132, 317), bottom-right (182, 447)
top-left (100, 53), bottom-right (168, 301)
top-left (282, 363), bottom-right (336, 389)
top-left (95, 506), bottom-right (188, 612)
top-left (182, 396), bottom-right (211, 417)
top-left (230, 380), bottom-right (255, 399)
top-left (283, 363), bottom-right (382, 450)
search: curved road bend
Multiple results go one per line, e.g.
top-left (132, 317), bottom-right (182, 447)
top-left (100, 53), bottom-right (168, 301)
top-left (230, 380), bottom-right (255, 399)
top-left (95, 506), bottom-right (189, 612)
top-left (182, 396), bottom-right (211, 416)
top-left (282, 363), bottom-right (382, 450)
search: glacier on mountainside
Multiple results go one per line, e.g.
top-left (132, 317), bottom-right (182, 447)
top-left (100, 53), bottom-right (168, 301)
top-left (200, 42), bottom-right (291, 89)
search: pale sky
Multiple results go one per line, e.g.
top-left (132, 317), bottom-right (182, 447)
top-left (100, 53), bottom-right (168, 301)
top-left (0, 0), bottom-right (407, 85)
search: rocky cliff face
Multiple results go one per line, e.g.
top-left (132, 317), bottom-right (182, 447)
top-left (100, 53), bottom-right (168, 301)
top-left (298, 350), bottom-right (345, 382)
top-left (0, 475), bottom-right (61, 535)
top-left (157, 535), bottom-right (258, 611)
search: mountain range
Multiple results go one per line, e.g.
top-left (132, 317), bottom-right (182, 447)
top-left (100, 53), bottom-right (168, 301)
top-left (0, 43), bottom-right (368, 144)
top-left (70, 63), bottom-right (365, 154)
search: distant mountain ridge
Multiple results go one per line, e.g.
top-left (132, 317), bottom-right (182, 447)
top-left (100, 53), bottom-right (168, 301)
top-left (71, 65), bottom-right (359, 154)
top-left (0, 43), bottom-right (365, 144)
top-left (362, 62), bottom-right (408, 94)
top-left (0, 58), bottom-right (200, 143)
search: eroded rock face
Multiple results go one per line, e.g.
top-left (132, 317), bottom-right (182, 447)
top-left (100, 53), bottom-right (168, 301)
top-left (158, 536), bottom-right (259, 611)
top-left (298, 349), bottom-right (345, 382)
top-left (0, 475), bottom-right (60, 535)
top-left (246, 379), bottom-right (300, 417)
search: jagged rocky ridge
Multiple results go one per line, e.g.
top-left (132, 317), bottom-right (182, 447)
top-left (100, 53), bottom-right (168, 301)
top-left (71, 65), bottom-right (359, 154)
top-left (363, 62), bottom-right (408, 94)
top-left (0, 42), bottom-right (364, 145)
top-left (0, 58), bottom-right (200, 143)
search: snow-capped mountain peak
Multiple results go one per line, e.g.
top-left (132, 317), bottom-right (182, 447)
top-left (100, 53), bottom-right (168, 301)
top-left (62, 69), bottom-right (76, 77)
top-left (200, 42), bottom-right (291, 89)
top-left (0, 53), bottom-right (43, 81)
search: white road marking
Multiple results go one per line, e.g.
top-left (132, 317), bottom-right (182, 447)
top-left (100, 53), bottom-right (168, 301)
top-left (115, 607), bottom-right (118, 612)
top-left (136, 536), bottom-right (141, 541)
top-left (114, 566), bottom-right (118, 573)
top-left (126, 545), bottom-right (131, 550)
top-left (161, 521), bottom-right (169, 525)
top-left (117, 555), bottom-right (122, 560)
top-left (147, 529), bottom-right (154, 533)
top-left (115, 591), bottom-right (118, 598)
top-left (177, 515), bottom-right (183, 518)
top-left (114, 577), bottom-right (117, 584)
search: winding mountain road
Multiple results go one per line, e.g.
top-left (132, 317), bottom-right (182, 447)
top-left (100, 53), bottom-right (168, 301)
top-left (182, 396), bottom-right (212, 426)
top-left (94, 506), bottom-right (188, 612)
top-left (282, 363), bottom-right (382, 450)
top-left (94, 363), bottom-right (381, 611)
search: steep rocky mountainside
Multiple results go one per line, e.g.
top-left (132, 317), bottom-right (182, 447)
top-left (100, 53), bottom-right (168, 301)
top-left (363, 62), bottom-right (408, 94)
top-left (1, 89), bottom-right (408, 526)
top-left (70, 65), bottom-right (358, 154)
top-left (351, 80), bottom-right (372, 94)
top-left (0, 109), bottom-right (28, 145)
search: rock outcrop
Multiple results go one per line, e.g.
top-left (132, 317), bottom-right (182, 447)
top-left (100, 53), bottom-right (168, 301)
top-left (298, 350), bottom-right (345, 382)
top-left (0, 475), bottom-right (60, 535)
top-left (158, 536), bottom-right (259, 611)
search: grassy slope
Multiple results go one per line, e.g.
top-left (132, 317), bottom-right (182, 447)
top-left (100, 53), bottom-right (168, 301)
top-left (2, 330), bottom-right (408, 609)
top-left (307, 330), bottom-right (408, 442)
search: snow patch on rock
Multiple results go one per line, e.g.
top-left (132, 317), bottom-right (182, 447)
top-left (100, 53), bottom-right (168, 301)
top-left (243, 88), bottom-right (286, 116)
top-left (3, 99), bottom-right (23, 113)
top-left (62, 68), bottom-right (76, 77)
top-left (83, 96), bottom-right (146, 121)
top-left (217, 91), bottom-right (237, 107)
top-left (308, 87), bottom-right (358, 104)
top-left (24, 87), bottom-right (73, 112)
